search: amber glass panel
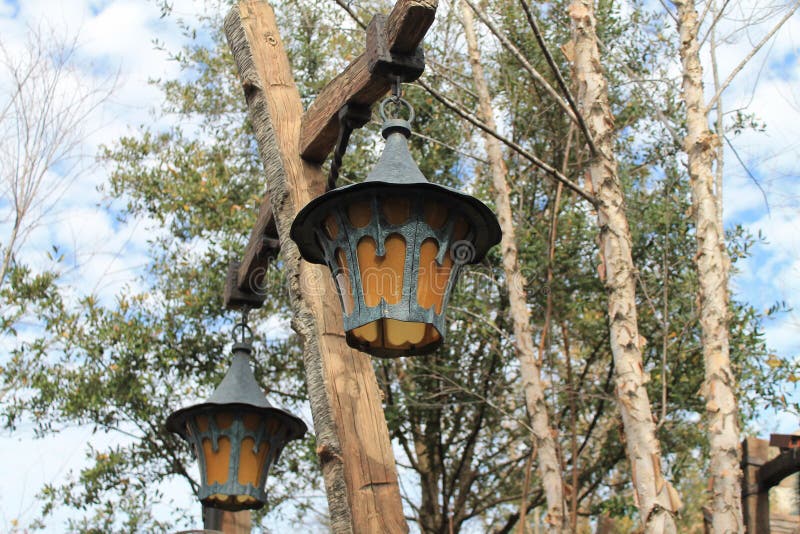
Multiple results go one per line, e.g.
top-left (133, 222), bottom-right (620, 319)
top-left (383, 319), bottom-right (426, 349)
top-left (357, 235), bottom-right (405, 306)
top-left (196, 415), bottom-right (209, 433)
top-left (336, 248), bottom-right (354, 315)
top-left (216, 412), bottom-right (234, 430)
top-left (421, 325), bottom-right (442, 346)
top-left (202, 436), bottom-right (231, 485)
top-left (424, 201), bottom-right (447, 229)
top-left (348, 200), bottom-right (371, 228)
top-left (416, 238), bottom-right (454, 314)
top-left (238, 437), bottom-right (271, 486)
top-left (351, 319), bottom-right (441, 352)
top-left (382, 197), bottom-right (410, 225)
top-left (242, 413), bottom-right (261, 431)
top-left (352, 321), bottom-right (380, 344)
top-left (323, 214), bottom-right (339, 239)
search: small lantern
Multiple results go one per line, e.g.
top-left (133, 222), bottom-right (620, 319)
top-left (291, 97), bottom-right (501, 357)
top-left (166, 326), bottom-right (307, 511)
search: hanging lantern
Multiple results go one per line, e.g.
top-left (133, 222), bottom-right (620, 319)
top-left (166, 324), bottom-right (307, 511)
top-left (291, 96), bottom-right (501, 357)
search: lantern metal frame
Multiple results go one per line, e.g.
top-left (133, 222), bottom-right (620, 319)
top-left (166, 324), bottom-right (307, 511)
top-left (291, 97), bottom-right (501, 357)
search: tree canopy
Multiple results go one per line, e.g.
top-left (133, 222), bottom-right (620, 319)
top-left (1, 0), bottom-right (797, 532)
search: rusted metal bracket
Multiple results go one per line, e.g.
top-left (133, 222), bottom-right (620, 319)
top-left (366, 14), bottom-right (425, 82)
top-left (758, 446), bottom-right (800, 491)
top-left (327, 103), bottom-right (372, 190)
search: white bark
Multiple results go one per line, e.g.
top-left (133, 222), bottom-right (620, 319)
top-left (460, 3), bottom-right (567, 531)
top-left (569, 1), bottom-right (681, 531)
top-left (675, 1), bottom-right (745, 531)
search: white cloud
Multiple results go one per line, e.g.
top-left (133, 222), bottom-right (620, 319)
top-left (0, 0), bottom-right (798, 527)
top-left (0, 1), bottom-right (211, 528)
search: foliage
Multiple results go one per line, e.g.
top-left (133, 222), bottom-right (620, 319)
top-left (0, 0), bottom-right (795, 531)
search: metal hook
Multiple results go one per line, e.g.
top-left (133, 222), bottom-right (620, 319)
top-left (391, 75), bottom-right (402, 99)
top-left (234, 306), bottom-right (254, 344)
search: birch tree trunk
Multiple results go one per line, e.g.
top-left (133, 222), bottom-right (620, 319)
top-left (675, 1), bottom-right (744, 531)
top-left (568, 1), bottom-right (681, 531)
top-left (460, 3), bottom-right (567, 531)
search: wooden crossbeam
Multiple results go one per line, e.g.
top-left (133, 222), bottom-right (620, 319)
top-left (299, 0), bottom-right (437, 163)
top-left (223, 195), bottom-right (279, 310)
top-left (237, 196), bottom-right (279, 289)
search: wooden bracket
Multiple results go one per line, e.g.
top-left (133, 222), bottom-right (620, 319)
top-left (223, 260), bottom-right (267, 310)
top-left (299, 0), bottom-right (438, 164)
top-left (366, 15), bottom-right (425, 82)
top-left (223, 193), bottom-right (281, 311)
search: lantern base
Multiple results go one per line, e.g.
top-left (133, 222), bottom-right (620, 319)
top-left (347, 318), bottom-right (442, 357)
top-left (201, 492), bottom-right (264, 512)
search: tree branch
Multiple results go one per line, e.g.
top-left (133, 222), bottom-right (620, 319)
top-left (415, 79), bottom-right (595, 203)
top-left (517, 0), bottom-right (598, 157)
top-left (463, 0), bottom-right (578, 125)
top-left (704, 0), bottom-right (800, 113)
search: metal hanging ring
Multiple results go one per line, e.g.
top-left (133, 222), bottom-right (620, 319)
top-left (379, 96), bottom-right (415, 124)
top-left (233, 321), bottom-right (254, 344)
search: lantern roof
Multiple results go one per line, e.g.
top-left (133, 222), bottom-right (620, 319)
top-left (166, 344), bottom-right (307, 441)
top-left (291, 118), bottom-right (501, 265)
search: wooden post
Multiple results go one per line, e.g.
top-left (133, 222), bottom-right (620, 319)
top-left (741, 437), bottom-right (770, 533)
top-left (223, 1), bottom-right (430, 531)
top-left (202, 506), bottom-right (251, 534)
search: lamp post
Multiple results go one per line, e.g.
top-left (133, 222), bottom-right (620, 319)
top-left (166, 318), bottom-right (306, 512)
top-left (291, 91), bottom-right (501, 357)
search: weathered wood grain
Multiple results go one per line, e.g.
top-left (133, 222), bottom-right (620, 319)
top-left (299, 0), bottom-right (437, 163)
top-left (223, 261), bottom-right (267, 310)
top-left (236, 196), bottom-right (280, 292)
top-left (225, 2), bottom-right (408, 532)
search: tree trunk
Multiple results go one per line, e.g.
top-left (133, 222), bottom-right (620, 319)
top-left (675, 1), bottom-right (745, 531)
top-left (460, 2), bottom-right (567, 531)
top-left (568, 0), bottom-right (681, 531)
top-left (224, 2), bottom-right (408, 532)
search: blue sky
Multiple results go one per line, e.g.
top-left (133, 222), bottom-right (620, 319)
top-left (0, 0), bottom-right (799, 530)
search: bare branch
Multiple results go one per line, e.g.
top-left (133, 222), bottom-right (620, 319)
top-left (517, 0), bottom-right (598, 158)
top-left (0, 24), bottom-right (116, 286)
top-left (462, 0), bottom-right (578, 124)
top-left (415, 79), bottom-right (596, 203)
top-left (724, 135), bottom-right (770, 214)
top-left (705, 0), bottom-right (800, 113)
top-left (698, 0), bottom-right (732, 49)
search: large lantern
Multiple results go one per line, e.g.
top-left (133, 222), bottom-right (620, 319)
top-left (166, 325), bottom-right (307, 511)
top-left (291, 97), bottom-right (501, 357)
